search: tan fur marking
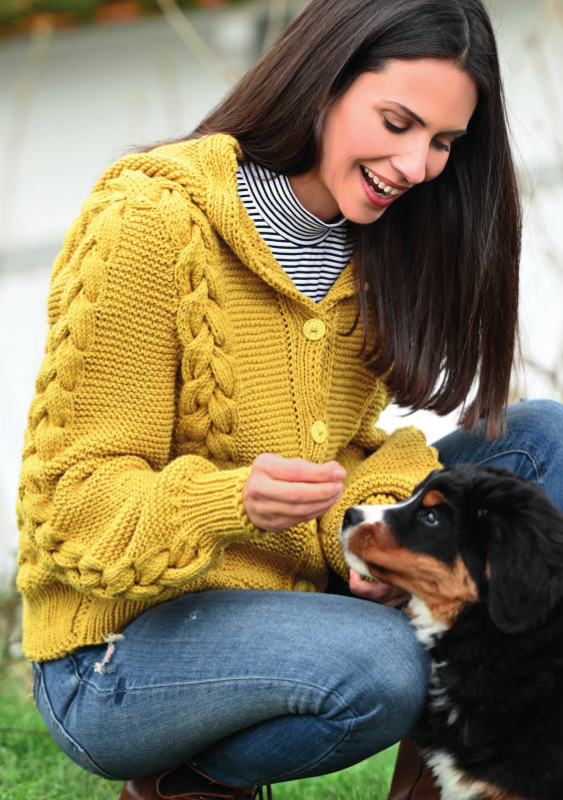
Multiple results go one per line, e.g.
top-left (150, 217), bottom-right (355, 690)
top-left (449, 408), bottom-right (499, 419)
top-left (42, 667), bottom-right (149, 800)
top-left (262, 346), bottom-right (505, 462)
top-left (347, 522), bottom-right (397, 557)
top-left (422, 490), bottom-right (445, 507)
top-left (469, 778), bottom-right (527, 800)
top-left (397, 553), bottom-right (479, 626)
top-left (346, 523), bottom-right (479, 627)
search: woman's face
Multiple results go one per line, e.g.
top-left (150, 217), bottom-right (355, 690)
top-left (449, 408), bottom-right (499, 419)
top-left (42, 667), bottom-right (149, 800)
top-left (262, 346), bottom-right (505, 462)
top-left (290, 58), bottom-right (478, 224)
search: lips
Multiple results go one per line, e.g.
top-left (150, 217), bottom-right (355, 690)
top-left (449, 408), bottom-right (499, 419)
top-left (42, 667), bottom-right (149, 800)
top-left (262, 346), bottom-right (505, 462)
top-left (360, 165), bottom-right (406, 198)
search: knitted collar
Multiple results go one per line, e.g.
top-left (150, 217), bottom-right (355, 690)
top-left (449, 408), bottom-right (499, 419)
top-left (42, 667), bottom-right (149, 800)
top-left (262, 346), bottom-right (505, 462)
top-left (106, 134), bottom-right (357, 310)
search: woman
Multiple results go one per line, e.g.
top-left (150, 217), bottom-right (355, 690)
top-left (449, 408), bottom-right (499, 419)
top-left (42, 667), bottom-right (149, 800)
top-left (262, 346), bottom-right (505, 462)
top-left (17, 0), bottom-right (563, 798)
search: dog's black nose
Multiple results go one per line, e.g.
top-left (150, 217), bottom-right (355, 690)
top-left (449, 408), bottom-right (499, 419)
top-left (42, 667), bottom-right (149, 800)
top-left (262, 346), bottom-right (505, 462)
top-left (343, 507), bottom-right (364, 529)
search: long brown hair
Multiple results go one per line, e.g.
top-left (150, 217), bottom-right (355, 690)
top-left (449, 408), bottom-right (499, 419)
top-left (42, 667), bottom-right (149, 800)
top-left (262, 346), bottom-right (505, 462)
top-left (192, 0), bottom-right (521, 436)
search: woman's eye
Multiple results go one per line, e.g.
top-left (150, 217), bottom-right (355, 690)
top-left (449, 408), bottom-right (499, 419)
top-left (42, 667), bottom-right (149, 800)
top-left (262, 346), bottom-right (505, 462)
top-left (383, 118), bottom-right (407, 134)
top-left (432, 138), bottom-right (451, 154)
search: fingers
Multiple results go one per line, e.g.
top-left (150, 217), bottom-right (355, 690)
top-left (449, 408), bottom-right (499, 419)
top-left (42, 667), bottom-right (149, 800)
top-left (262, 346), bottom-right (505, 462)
top-left (243, 454), bottom-right (346, 531)
top-left (253, 453), bottom-right (346, 483)
top-left (349, 568), bottom-right (410, 606)
top-left (248, 472), bottom-right (342, 507)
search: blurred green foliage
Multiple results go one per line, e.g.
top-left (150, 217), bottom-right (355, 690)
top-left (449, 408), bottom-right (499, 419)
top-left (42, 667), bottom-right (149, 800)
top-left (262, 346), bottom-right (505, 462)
top-left (0, 0), bottom-right (250, 38)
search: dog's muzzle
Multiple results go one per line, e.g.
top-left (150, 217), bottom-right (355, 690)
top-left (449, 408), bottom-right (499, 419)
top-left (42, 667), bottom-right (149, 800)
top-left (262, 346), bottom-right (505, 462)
top-left (341, 506), bottom-right (365, 530)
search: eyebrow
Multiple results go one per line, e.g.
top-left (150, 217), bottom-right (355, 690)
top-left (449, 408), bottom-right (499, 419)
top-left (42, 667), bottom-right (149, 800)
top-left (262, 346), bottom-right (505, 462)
top-left (386, 101), bottom-right (468, 136)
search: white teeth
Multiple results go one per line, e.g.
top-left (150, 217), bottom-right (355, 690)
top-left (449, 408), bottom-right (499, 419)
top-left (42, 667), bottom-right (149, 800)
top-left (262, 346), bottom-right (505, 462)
top-left (362, 166), bottom-right (404, 197)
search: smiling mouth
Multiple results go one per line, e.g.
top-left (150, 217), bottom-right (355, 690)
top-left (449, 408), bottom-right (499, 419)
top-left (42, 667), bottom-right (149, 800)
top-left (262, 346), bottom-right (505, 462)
top-left (361, 166), bottom-right (406, 197)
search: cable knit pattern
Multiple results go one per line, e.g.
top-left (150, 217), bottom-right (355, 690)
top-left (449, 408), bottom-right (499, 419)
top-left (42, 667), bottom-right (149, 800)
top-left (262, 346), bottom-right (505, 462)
top-left (174, 201), bottom-right (238, 460)
top-left (17, 134), bottom-right (441, 661)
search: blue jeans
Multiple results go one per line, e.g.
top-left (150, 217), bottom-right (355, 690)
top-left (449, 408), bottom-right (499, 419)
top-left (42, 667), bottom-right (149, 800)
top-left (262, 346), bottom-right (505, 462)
top-left (33, 399), bottom-right (563, 785)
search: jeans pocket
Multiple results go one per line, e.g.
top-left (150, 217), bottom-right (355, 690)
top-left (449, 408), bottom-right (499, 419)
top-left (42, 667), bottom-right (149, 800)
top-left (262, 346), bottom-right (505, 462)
top-left (33, 660), bottom-right (118, 780)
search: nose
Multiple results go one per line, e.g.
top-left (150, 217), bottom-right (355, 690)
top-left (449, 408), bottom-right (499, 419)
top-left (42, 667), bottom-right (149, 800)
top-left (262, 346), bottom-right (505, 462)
top-left (391, 139), bottom-right (429, 186)
top-left (342, 507), bottom-right (364, 529)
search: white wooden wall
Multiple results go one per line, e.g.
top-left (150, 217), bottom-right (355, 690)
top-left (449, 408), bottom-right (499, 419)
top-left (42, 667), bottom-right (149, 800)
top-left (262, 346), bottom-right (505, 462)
top-left (1, 0), bottom-right (562, 580)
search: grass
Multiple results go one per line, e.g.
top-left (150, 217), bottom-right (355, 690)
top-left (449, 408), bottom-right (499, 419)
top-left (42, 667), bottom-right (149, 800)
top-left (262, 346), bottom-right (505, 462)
top-left (0, 659), bottom-right (397, 799)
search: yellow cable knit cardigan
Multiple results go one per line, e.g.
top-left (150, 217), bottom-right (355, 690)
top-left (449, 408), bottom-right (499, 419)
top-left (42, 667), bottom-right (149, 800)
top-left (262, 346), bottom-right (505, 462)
top-left (16, 133), bottom-right (440, 661)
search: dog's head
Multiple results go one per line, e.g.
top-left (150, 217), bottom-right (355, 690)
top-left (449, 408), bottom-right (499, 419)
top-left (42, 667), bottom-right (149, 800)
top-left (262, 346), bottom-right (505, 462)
top-left (340, 464), bottom-right (563, 634)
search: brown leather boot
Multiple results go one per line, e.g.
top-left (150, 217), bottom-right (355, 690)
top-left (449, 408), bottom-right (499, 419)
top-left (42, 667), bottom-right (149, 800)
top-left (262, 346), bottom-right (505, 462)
top-left (387, 739), bottom-right (440, 800)
top-left (119, 763), bottom-right (272, 800)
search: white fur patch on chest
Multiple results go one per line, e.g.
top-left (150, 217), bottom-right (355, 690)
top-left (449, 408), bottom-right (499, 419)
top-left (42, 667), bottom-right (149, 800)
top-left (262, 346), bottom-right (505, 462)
top-left (409, 597), bottom-right (460, 723)
top-left (426, 751), bottom-right (489, 800)
top-left (408, 595), bottom-right (448, 648)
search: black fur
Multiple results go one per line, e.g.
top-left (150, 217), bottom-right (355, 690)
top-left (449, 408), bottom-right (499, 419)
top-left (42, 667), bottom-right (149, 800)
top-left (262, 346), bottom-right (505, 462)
top-left (347, 464), bottom-right (563, 800)
top-left (410, 465), bottom-right (563, 634)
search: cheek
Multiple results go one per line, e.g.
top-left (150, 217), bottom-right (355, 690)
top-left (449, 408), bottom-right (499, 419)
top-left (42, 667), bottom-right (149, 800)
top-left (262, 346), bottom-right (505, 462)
top-left (322, 116), bottom-right (377, 172)
top-left (318, 144), bottom-right (360, 194)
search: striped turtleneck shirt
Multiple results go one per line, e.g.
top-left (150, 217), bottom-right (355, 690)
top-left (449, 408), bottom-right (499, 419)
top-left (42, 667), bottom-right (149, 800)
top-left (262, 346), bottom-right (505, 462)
top-left (237, 159), bottom-right (353, 302)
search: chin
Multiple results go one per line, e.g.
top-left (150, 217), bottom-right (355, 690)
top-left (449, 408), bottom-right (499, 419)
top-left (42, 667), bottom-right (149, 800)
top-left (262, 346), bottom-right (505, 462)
top-left (341, 203), bottom-right (389, 225)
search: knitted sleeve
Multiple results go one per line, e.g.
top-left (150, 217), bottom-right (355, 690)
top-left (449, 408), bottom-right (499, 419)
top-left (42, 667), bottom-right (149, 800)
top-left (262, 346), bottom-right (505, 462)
top-left (17, 168), bottom-right (261, 603)
top-left (319, 423), bottom-right (441, 580)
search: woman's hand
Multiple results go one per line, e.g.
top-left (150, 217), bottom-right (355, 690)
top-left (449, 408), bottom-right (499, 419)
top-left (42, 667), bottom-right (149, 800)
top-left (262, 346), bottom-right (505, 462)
top-left (243, 453), bottom-right (346, 531)
top-left (349, 567), bottom-right (410, 607)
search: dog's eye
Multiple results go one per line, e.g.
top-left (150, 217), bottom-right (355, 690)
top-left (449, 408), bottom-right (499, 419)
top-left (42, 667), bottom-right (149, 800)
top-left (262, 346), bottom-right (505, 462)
top-left (422, 508), bottom-right (439, 526)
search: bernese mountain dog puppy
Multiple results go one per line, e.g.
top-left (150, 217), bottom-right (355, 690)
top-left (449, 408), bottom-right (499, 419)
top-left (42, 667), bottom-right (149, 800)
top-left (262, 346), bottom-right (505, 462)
top-left (340, 464), bottom-right (563, 800)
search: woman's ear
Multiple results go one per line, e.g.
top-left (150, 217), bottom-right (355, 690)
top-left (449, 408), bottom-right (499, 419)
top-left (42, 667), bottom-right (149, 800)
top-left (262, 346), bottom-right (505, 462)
top-left (486, 497), bottom-right (563, 634)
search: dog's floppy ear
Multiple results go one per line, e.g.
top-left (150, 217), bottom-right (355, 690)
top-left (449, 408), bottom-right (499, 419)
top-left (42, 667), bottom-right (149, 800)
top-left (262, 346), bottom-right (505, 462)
top-left (485, 486), bottom-right (563, 634)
